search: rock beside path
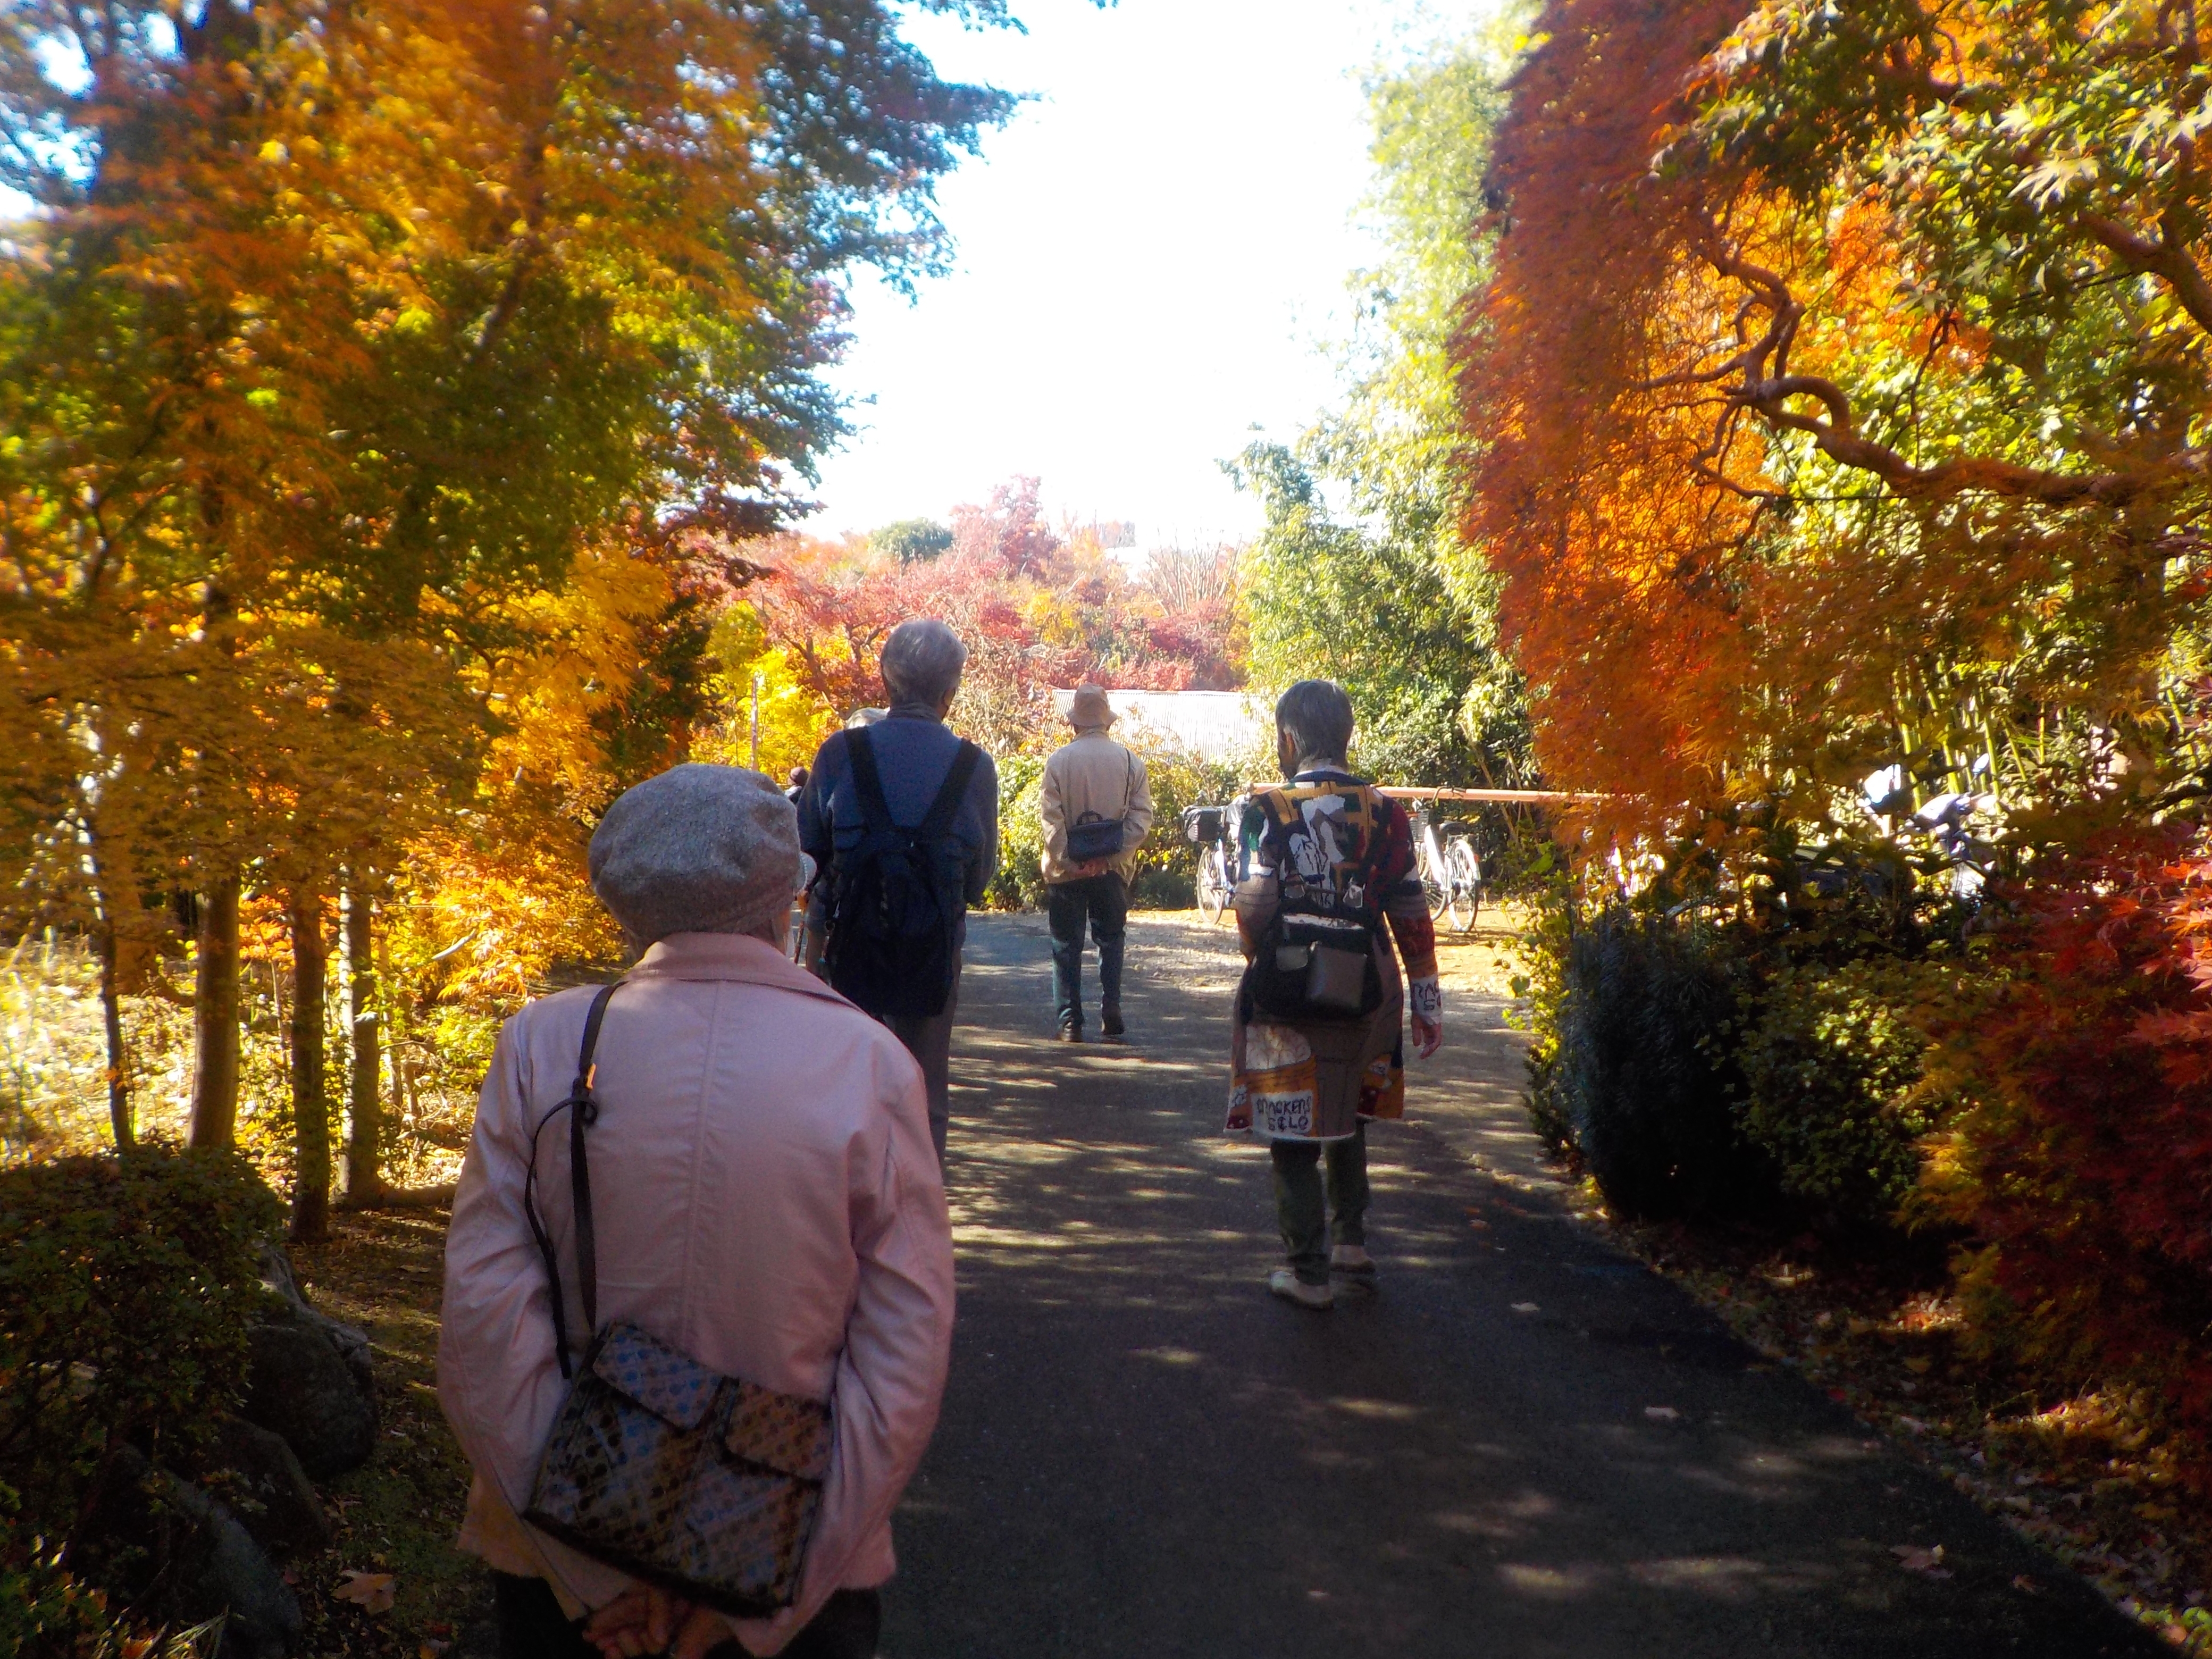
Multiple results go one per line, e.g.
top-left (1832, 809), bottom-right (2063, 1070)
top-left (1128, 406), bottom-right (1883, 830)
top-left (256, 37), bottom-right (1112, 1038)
top-left (207, 1414), bottom-right (332, 1558)
top-left (245, 1245), bottom-right (379, 1478)
top-left (72, 1445), bottom-right (304, 1659)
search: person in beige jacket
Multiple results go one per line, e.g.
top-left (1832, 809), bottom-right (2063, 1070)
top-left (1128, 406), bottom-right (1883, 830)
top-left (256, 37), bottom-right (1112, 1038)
top-left (1039, 684), bottom-right (1154, 1040)
top-left (438, 764), bottom-right (954, 1659)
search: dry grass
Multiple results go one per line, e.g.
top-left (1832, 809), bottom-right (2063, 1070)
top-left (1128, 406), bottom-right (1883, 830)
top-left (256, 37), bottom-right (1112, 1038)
top-left (1429, 898), bottom-right (1536, 1001)
top-left (2, 937), bottom-right (192, 1161)
top-left (1, 941), bottom-right (475, 1192)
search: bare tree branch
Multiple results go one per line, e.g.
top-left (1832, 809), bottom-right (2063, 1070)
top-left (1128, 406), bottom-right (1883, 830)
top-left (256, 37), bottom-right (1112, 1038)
top-left (1685, 220), bottom-right (2200, 508)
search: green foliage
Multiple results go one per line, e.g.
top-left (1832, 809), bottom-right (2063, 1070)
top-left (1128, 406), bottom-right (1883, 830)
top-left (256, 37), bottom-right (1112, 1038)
top-left (985, 752), bottom-right (1049, 912)
top-left (0, 1510), bottom-right (210, 1659)
top-left (1525, 906), bottom-right (1767, 1220)
top-left (1736, 957), bottom-right (1948, 1228)
top-left (1232, 32), bottom-right (1531, 787)
top-left (1233, 441), bottom-right (1522, 785)
top-left (869, 520), bottom-right (955, 564)
top-left (1118, 735), bottom-right (1246, 909)
top-left (0, 1147), bottom-right (282, 1523)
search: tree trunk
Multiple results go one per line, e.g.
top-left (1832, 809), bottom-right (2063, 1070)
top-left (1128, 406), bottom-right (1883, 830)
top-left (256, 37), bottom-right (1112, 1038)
top-left (187, 873), bottom-right (242, 1149)
top-left (342, 882), bottom-right (384, 1206)
top-left (83, 824), bottom-right (135, 1151)
top-left (95, 922), bottom-right (133, 1150)
top-left (375, 915), bottom-right (410, 1134)
top-left (289, 886), bottom-right (331, 1246)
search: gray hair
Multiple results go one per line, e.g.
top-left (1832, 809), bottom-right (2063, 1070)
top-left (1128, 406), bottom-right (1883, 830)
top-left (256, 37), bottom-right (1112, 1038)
top-left (880, 618), bottom-right (968, 707)
top-left (1275, 679), bottom-right (1355, 768)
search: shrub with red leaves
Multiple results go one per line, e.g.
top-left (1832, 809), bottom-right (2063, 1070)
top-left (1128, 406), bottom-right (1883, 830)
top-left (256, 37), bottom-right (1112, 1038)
top-left (1923, 822), bottom-right (2212, 1444)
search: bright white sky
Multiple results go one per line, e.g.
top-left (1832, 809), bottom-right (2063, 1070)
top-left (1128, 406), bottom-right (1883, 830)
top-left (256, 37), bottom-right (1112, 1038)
top-left (805, 0), bottom-right (1496, 550)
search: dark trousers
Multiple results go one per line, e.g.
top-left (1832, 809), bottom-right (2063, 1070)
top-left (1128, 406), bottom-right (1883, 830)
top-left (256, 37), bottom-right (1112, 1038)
top-left (1270, 1121), bottom-right (1370, 1286)
top-left (493, 1571), bottom-right (881, 1659)
top-left (885, 950), bottom-right (959, 1164)
top-left (1047, 873), bottom-right (1127, 1030)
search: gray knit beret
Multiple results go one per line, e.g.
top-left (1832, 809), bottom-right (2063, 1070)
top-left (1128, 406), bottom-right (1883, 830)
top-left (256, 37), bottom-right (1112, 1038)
top-left (588, 764), bottom-right (802, 946)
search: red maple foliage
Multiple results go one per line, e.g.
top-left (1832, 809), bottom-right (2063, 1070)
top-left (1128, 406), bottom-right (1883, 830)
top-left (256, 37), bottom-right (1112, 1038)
top-left (735, 498), bottom-right (1242, 756)
top-left (1925, 824), bottom-right (2212, 1444)
top-left (950, 476), bottom-right (1062, 577)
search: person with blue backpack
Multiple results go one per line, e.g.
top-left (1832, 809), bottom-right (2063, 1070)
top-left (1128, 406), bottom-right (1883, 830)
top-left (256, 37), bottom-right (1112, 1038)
top-left (798, 619), bottom-right (1000, 1162)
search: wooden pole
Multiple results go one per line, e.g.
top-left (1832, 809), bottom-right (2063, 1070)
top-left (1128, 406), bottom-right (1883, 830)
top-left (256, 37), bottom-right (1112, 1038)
top-left (750, 672), bottom-right (763, 769)
top-left (1373, 787), bottom-right (1613, 805)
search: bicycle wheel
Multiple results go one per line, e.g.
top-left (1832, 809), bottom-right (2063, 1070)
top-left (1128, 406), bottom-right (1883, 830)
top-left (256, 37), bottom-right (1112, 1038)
top-left (1197, 845), bottom-right (1229, 923)
top-left (1421, 845), bottom-right (1448, 920)
top-left (1445, 839), bottom-right (1482, 932)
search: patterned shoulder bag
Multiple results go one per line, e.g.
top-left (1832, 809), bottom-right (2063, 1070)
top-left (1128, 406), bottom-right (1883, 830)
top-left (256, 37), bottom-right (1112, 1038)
top-left (518, 983), bottom-right (834, 1616)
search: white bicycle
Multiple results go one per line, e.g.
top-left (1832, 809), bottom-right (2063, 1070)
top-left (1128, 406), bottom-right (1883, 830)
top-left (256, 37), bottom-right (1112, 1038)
top-left (1183, 803), bottom-right (1237, 924)
top-left (1413, 808), bottom-right (1483, 933)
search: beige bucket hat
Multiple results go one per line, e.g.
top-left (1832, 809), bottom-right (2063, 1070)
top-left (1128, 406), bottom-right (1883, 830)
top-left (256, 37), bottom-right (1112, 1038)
top-left (1068, 683), bottom-right (1116, 730)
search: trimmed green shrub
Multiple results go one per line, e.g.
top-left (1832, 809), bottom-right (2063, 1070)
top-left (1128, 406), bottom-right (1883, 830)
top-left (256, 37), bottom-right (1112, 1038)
top-left (984, 752), bottom-right (1048, 912)
top-left (1736, 957), bottom-right (1947, 1229)
top-left (1526, 907), bottom-right (1769, 1219)
top-left (0, 1146), bottom-right (283, 1524)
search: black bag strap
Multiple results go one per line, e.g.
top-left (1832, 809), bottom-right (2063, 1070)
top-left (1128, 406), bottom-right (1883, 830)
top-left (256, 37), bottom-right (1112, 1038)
top-left (843, 726), bottom-right (893, 838)
top-left (523, 982), bottom-right (619, 1379)
top-left (917, 739), bottom-right (983, 843)
top-left (841, 726), bottom-right (978, 844)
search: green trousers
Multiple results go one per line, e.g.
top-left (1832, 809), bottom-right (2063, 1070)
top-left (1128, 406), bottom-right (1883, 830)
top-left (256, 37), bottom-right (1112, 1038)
top-left (1270, 1121), bottom-right (1370, 1285)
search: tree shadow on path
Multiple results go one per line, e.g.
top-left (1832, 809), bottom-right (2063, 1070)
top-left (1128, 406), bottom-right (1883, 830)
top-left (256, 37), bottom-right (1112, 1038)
top-left (886, 915), bottom-right (2157, 1659)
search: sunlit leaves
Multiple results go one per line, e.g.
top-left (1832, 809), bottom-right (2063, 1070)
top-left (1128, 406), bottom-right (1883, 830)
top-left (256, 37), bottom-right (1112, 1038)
top-left (1470, 0), bottom-right (2212, 848)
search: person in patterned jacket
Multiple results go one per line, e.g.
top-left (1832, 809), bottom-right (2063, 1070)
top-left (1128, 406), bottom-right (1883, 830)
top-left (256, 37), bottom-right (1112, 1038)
top-left (1227, 680), bottom-right (1443, 1310)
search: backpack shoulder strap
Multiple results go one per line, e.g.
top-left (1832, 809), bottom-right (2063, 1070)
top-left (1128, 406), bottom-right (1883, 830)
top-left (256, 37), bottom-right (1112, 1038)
top-left (843, 726), bottom-right (893, 835)
top-left (918, 739), bottom-right (983, 842)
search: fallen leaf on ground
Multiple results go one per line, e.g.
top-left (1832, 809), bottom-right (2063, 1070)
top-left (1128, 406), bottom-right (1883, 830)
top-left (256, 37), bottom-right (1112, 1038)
top-left (419, 1643), bottom-right (450, 1658)
top-left (1904, 1357), bottom-right (1933, 1374)
top-left (1891, 1544), bottom-right (1950, 1579)
top-left (2012, 1575), bottom-right (2042, 1594)
top-left (1644, 1406), bottom-right (1680, 1421)
top-left (1511, 1302), bottom-right (1539, 1314)
top-left (334, 1570), bottom-right (397, 1614)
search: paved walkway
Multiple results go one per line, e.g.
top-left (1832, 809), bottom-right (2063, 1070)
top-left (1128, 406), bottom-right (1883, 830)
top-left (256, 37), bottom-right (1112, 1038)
top-left (882, 913), bottom-right (2157, 1658)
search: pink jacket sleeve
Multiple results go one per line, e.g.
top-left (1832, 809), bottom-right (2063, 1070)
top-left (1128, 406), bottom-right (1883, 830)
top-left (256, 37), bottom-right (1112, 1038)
top-left (731, 1058), bottom-right (953, 1655)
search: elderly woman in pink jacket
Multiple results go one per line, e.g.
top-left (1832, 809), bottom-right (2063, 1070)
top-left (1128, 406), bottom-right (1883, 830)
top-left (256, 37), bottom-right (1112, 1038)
top-left (438, 764), bottom-right (955, 1659)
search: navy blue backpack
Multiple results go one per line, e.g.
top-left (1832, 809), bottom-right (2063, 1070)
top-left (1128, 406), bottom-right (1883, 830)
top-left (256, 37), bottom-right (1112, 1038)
top-left (823, 727), bottom-right (983, 1019)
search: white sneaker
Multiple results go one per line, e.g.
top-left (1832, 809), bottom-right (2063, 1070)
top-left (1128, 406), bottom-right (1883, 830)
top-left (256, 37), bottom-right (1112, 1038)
top-left (1267, 1268), bottom-right (1334, 1310)
top-left (1330, 1244), bottom-right (1377, 1280)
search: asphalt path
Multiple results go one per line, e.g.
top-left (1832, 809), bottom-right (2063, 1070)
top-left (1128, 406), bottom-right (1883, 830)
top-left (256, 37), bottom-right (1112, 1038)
top-left (879, 912), bottom-right (2159, 1659)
